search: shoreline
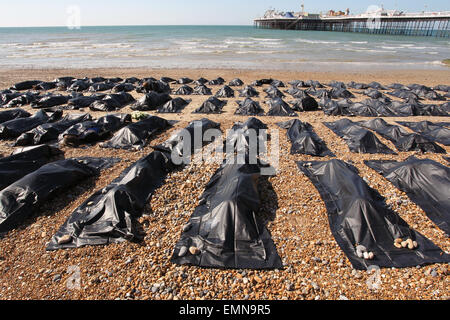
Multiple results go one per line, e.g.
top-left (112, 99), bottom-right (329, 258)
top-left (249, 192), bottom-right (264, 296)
top-left (1, 68), bottom-right (449, 89)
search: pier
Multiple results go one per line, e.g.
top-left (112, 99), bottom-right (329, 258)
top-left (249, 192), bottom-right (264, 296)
top-left (254, 11), bottom-right (450, 37)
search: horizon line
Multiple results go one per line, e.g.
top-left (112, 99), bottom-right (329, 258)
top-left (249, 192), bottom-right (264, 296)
top-left (0, 24), bottom-right (255, 29)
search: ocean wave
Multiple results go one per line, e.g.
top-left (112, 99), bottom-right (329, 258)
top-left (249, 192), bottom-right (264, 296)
top-left (381, 46), bottom-right (405, 50)
top-left (294, 39), bottom-right (340, 44)
top-left (249, 37), bottom-right (282, 42)
top-left (0, 26), bottom-right (448, 71)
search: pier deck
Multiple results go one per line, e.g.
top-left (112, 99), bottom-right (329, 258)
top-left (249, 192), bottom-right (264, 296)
top-left (254, 14), bottom-right (450, 37)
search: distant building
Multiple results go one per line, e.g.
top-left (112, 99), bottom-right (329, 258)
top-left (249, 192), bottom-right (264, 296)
top-left (284, 12), bottom-right (295, 18)
top-left (255, 7), bottom-right (450, 38)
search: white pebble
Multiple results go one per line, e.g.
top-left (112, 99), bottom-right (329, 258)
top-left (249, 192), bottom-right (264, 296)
top-left (178, 247), bottom-right (188, 257)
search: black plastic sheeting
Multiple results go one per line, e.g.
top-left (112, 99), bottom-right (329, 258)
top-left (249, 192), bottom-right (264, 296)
top-left (193, 85), bottom-right (212, 96)
top-left (397, 121), bottom-right (450, 146)
top-left (177, 77), bottom-right (193, 85)
top-left (112, 83), bottom-right (135, 93)
top-left (208, 77), bottom-right (225, 86)
top-left (88, 82), bottom-right (115, 92)
top-left (277, 120), bottom-right (334, 157)
top-left (15, 113), bottom-right (92, 146)
top-left (47, 119), bottom-right (222, 250)
top-left (46, 152), bottom-right (172, 249)
top-left (31, 95), bottom-right (69, 109)
top-left (155, 118), bottom-right (221, 159)
top-left (3, 92), bottom-right (39, 108)
top-left (136, 79), bottom-right (171, 94)
top-left (271, 80), bottom-right (285, 88)
top-left (358, 118), bottom-right (446, 154)
top-left (215, 85), bottom-right (235, 98)
top-left (347, 81), bottom-right (369, 90)
top-left (264, 86), bottom-right (285, 99)
top-left (225, 118), bottom-right (267, 155)
top-left (90, 92), bottom-right (135, 112)
top-left (68, 80), bottom-right (89, 92)
top-left (68, 95), bottom-right (105, 109)
top-left (11, 80), bottom-right (42, 91)
top-left (365, 157), bottom-right (450, 235)
top-left (285, 86), bottom-right (307, 98)
top-left (101, 116), bottom-right (173, 150)
top-left (0, 109), bottom-right (30, 124)
top-left (0, 159), bottom-right (103, 233)
top-left (0, 90), bottom-right (20, 105)
top-left (229, 78), bottom-right (244, 86)
top-left (234, 98), bottom-right (265, 116)
top-left (58, 114), bottom-right (131, 147)
top-left (34, 81), bottom-right (57, 91)
top-left (251, 79), bottom-right (273, 86)
top-left (171, 163), bottom-right (282, 269)
top-left (239, 86), bottom-right (259, 98)
top-left (266, 98), bottom-right (297, 117)
top-left (289, 96), bottom-right (319, 112)
top-left (320, 98), bottom-right (352, 116)
top-left (157, 98), bottom-right (190, 113)
top-left (131, 92), bottom-right (172, 111)
top-left (0, 110), bottom-right (62, 139)
top-left (329, 88), bottom-right (355, 99)
top-left (193, 78), bottom-right (207, 85)
top-left (193, 97), bottom-right (226, 114)
top-left (324, 119), bottom-right (396, 154)
top-left (297, 159), bottom-right (450, 270)
top-left (174, 85), bottom-right (193, 95)
top-left (160, 77), bottom-right (176, 84)
top-left (318, 97), bottom-right (448, 117)
top-left (0, 145), bottom-right (62, 191)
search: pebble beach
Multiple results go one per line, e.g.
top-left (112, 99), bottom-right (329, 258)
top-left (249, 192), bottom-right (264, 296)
top-left (0, 68), bottom-right (449, 300)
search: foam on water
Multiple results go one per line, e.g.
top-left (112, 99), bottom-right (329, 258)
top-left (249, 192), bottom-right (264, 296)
top-left (0, 25), bottom-right (449, 71)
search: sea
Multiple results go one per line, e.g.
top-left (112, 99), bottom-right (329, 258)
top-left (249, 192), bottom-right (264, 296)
top-left (0, 25), bottom-right (449, 71)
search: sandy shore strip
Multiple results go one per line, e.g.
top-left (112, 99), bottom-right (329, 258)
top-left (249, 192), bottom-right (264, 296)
top-left (0, 68), bottom-right (448, 300)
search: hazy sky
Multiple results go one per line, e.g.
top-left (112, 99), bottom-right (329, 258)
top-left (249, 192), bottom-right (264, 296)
top-left (1, 0), bottom-right (448, 27)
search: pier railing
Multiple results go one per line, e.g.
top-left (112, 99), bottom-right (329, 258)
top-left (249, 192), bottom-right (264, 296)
top-left (254, 15), bottom-right (450, 37)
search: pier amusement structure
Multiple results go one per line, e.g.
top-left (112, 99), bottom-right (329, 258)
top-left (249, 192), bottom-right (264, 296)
top-left (254, 5), bottom-right (450, 37)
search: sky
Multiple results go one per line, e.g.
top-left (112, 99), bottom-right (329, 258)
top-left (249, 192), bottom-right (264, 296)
top-left (0, 0), bottom-right (448, 27)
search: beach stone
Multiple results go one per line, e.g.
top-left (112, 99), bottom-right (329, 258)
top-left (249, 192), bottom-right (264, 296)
top-left (182, 223), bottom-right (192, 232)
top-left (189, 246), bottom-right (200, 255)
top-left (57, 234), bottom-right (72, 245)
top-left (286, 283), bottom-right (294, 291)
top-left (53, 274), bottom-right (61, 282)
top-left (178, 246), bottom-right (188, 257)
top-left (253, 276), bottom-right (263, 284)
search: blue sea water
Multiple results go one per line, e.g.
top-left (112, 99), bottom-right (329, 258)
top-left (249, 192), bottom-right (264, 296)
top-left (0, 25), bottom-right (449, 70)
